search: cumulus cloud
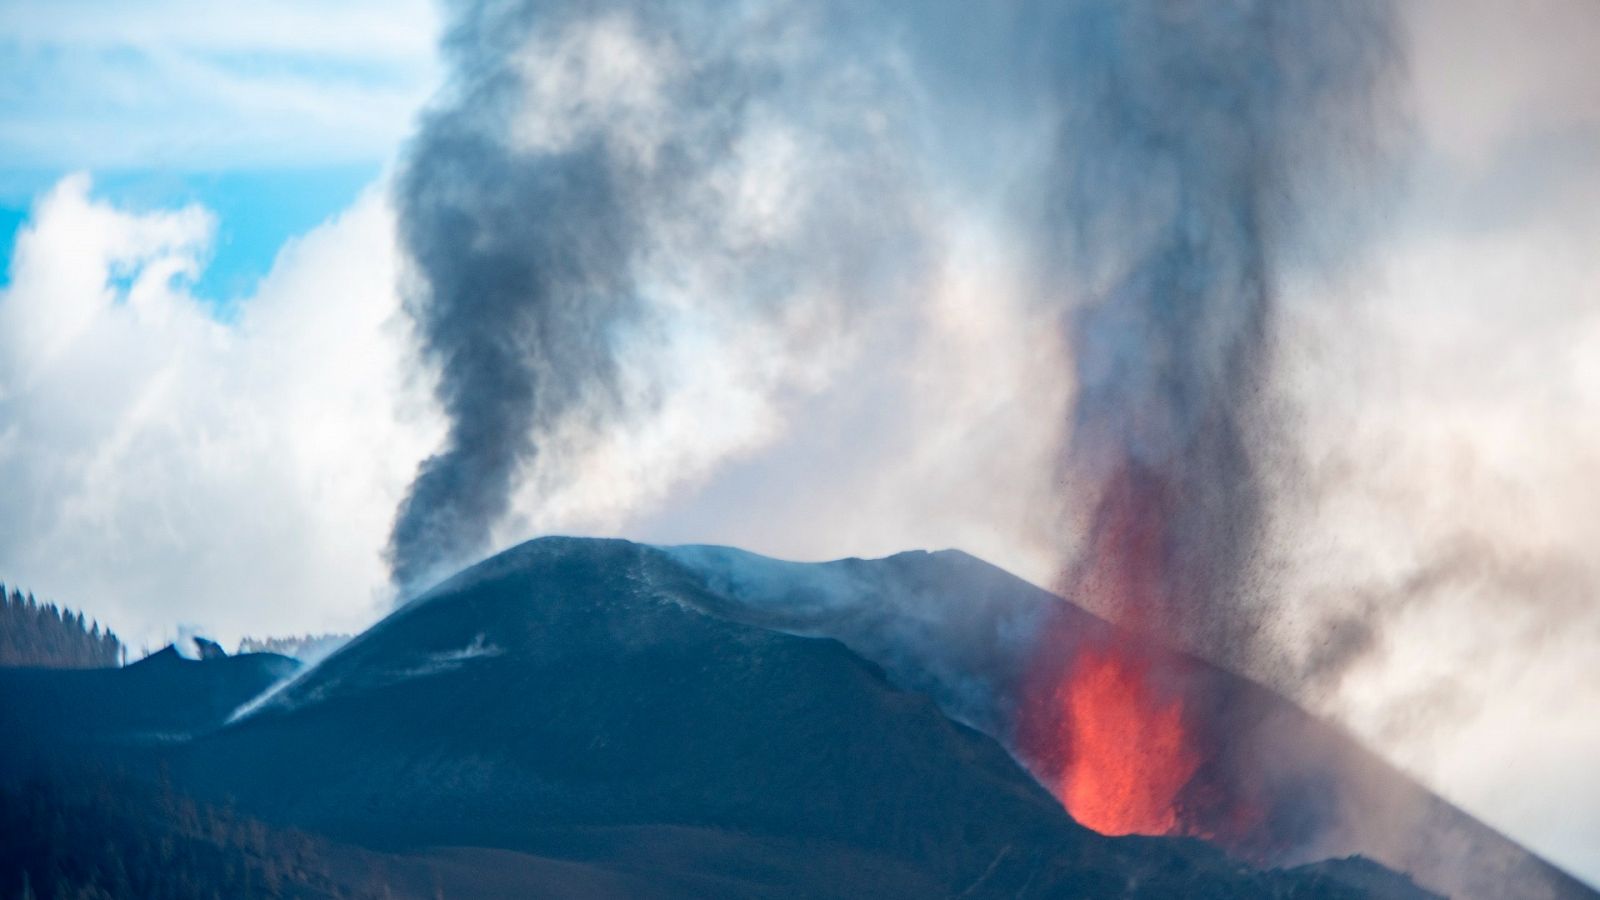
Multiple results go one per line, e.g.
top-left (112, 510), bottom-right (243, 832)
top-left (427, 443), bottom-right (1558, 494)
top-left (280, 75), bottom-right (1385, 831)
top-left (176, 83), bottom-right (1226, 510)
top-left (0, 164), bottom-right (1061, 647)
top-left (0, 175), bottom-right (439, 649)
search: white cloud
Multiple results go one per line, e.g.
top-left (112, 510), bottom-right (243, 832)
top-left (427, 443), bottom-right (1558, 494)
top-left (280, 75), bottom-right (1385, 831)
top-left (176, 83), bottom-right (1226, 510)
top-left (0, 175), bottom-right (440, 650)
top-left (0, 166), bottom-right (1067, 665)
top-left (1405, 0), bottom-right (1600, 174)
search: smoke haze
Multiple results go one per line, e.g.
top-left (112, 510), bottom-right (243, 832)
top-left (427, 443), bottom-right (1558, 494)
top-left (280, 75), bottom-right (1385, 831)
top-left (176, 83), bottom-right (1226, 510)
top-left (387, 1), bottom-right (930, 594)
top-left (2, 0), bottom-right (1596, 884)
top-left (378, 0), bottom-right (1597, 879)
top-left (389, 0), bottom-right (1405, 678)
top-left (1037, 1), bottom-right (1400, 672)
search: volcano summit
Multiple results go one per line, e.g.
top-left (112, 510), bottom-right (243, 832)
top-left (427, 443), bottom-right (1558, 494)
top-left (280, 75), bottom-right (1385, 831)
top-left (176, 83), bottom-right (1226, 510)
top-left (3, 537), bottom-right (1591, 898)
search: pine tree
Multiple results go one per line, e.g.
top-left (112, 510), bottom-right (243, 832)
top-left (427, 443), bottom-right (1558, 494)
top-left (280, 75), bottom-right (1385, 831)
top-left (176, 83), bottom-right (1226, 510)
top-left (0, 584), bottom-right (125, 668)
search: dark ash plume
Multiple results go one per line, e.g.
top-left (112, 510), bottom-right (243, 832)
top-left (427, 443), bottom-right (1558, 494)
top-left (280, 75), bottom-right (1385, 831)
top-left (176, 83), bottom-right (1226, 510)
top-left (1042, 0), bottom-right (1401, 668)
top-left (390, 99), bottom-right (634, 594)
top-left (388, 1), bottom-right (924, 594)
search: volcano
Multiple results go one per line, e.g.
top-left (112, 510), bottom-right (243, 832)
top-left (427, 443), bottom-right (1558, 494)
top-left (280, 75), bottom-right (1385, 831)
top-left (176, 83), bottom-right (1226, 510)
top-left (2, 537), bottom-right (1590, 898)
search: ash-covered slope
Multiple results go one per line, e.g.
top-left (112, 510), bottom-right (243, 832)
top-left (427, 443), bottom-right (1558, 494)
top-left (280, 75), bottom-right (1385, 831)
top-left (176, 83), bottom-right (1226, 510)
top-left (0, 644), bottom-right (296, 747)
top-left (665, 543), bottom-right (1597, 900)
top-left (118, 536), bottom-right (1419, 899)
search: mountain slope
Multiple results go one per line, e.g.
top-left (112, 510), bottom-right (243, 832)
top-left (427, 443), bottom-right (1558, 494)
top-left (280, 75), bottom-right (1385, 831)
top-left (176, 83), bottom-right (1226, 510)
top-left (0, 537), bottom-right (1485, 897)
top-left (663, 543), bottom-right (1598, 900)
top-left (94, 536), bottom-right (1421, 898)
top-left (18, 534), bottom-right (1414, 890)
top-left (0, 645), bottom-right (296, 748)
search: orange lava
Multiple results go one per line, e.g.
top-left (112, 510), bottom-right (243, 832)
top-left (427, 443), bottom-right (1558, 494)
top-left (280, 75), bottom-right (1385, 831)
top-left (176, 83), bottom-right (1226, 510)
top-left (1037, 463), bottom-right (1204, 835)
top-left (1055, 641), bottom-right (1201, 836)
top-left (1018, 463), bottom-right (1227, 837)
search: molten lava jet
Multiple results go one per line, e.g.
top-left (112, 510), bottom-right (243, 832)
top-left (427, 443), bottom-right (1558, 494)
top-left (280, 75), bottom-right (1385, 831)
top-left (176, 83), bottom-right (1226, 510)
top-left (1054, 641), bottom-right (1199, 836)
top-left (1021, 623), bottom-right (1215, 839)
top-left (1022, 464), bottom-right (1225, 839)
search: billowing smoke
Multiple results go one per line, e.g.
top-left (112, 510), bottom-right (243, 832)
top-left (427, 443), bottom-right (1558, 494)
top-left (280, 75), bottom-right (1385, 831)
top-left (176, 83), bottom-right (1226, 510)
top-left (1006, 0), bottom-right (1405, 849)
top-left (3, 0), bottom-right (1593, 885)
top-left (1040, 1), bottom-right (1401, 668)
top-left (388, 1), bottom-right (926, 594)
top-left (386, 8), bottom-right (1407, 845)
top-left (387, 3), bottom-right (641, 594)
top-left (388, 4), bottom-right (1409, 841)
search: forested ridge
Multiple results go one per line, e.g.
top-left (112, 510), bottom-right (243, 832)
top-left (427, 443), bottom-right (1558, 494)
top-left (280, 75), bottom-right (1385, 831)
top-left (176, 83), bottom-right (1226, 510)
top-left (236, 633), bottom-right (350, 661)
top-left (0, 587), bottom-right (122, 669)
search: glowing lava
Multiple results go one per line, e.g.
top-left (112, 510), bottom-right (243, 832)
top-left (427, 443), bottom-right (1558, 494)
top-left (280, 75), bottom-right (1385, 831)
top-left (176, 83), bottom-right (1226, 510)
top-left (1055, 641), bottom-right (1200, 836)
top-left (1026, 463), bottom-right (1210, 837)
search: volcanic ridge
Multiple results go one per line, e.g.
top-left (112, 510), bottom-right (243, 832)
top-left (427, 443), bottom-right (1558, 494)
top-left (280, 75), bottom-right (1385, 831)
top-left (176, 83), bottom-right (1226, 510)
top-left (1, 537), bottom-right (1592, 899)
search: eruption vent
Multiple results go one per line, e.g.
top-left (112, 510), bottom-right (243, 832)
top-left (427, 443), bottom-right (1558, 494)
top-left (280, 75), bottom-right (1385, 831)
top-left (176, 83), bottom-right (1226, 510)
top-left (1027, 0), bottom-right (1399, 840)
top-left (1041, 466), bottom-right (1201, 837)
top-left (386, 0), bottom-right (1398, 849)
top-left (1054, 643), bottom-right (1198, 836)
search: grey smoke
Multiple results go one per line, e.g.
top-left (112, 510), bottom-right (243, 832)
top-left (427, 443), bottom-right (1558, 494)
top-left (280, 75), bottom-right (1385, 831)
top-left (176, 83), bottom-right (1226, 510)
top-left (388, 1), bottom-right (926, 594)
top-left (387, 0), bottom-right (1402, 669)
top-left (368, 1), bottom-right (1599, 884)
top-left (1297, 531), bottom-right (1600, 718)
top-left (1038, 0), bottom-right (1401, 668)
top-left (388, 2), bottom-right (638, 594)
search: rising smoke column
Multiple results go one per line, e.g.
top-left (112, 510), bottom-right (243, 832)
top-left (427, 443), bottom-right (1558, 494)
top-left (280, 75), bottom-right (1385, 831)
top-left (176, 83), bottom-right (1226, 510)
top-left (387, 1), bottom-right (926, 594)
top-left (388, 1), bottom-right (638, 594)
top-left (1049, 0), bottom-right (1400, 657)
top-left (1022, 0), bottom-right (1401, 838)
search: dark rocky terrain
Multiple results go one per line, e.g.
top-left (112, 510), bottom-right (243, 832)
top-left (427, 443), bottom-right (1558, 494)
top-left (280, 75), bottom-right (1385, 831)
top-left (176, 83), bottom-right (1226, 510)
top-left (665, 542), bottom-right (1598, 900)
top-left (0, 537), bottom-right (1580, 898)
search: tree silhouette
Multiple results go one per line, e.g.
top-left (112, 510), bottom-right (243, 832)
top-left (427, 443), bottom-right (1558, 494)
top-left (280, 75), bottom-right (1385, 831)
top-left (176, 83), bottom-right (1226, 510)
top-left (0, 584), bottom-right (123, 668)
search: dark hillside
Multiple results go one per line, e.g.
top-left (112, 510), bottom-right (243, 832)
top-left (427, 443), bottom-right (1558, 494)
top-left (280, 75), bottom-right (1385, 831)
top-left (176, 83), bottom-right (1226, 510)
top-left (0, 585), bottom-right (122, 669)
top-left (0, 646), bottom-right (298, 781)
top-left (666, 543), bottom-right (1599, 900)
top-left (144, 538), bottom-right (1426, 898)
top-left (0, 538), bottom-right (1465, 898)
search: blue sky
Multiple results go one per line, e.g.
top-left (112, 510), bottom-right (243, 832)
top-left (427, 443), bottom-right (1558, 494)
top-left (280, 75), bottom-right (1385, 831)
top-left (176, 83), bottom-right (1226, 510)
top-left (0, 166), bottom-right (380, 309)
top-left (0, 0), bottom-right (438, 307)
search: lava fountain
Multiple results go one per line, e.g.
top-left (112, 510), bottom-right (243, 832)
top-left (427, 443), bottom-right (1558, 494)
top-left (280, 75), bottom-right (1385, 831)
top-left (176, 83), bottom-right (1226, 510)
top-left (1017, 459), bottom-right (1278, 848)
top-left (1016, 0), bottom-right (1397, 852)
top-left (1049, 640), bottom-right (1200, 836)
top-left (1021, 463), bottom-right (1217, 837)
